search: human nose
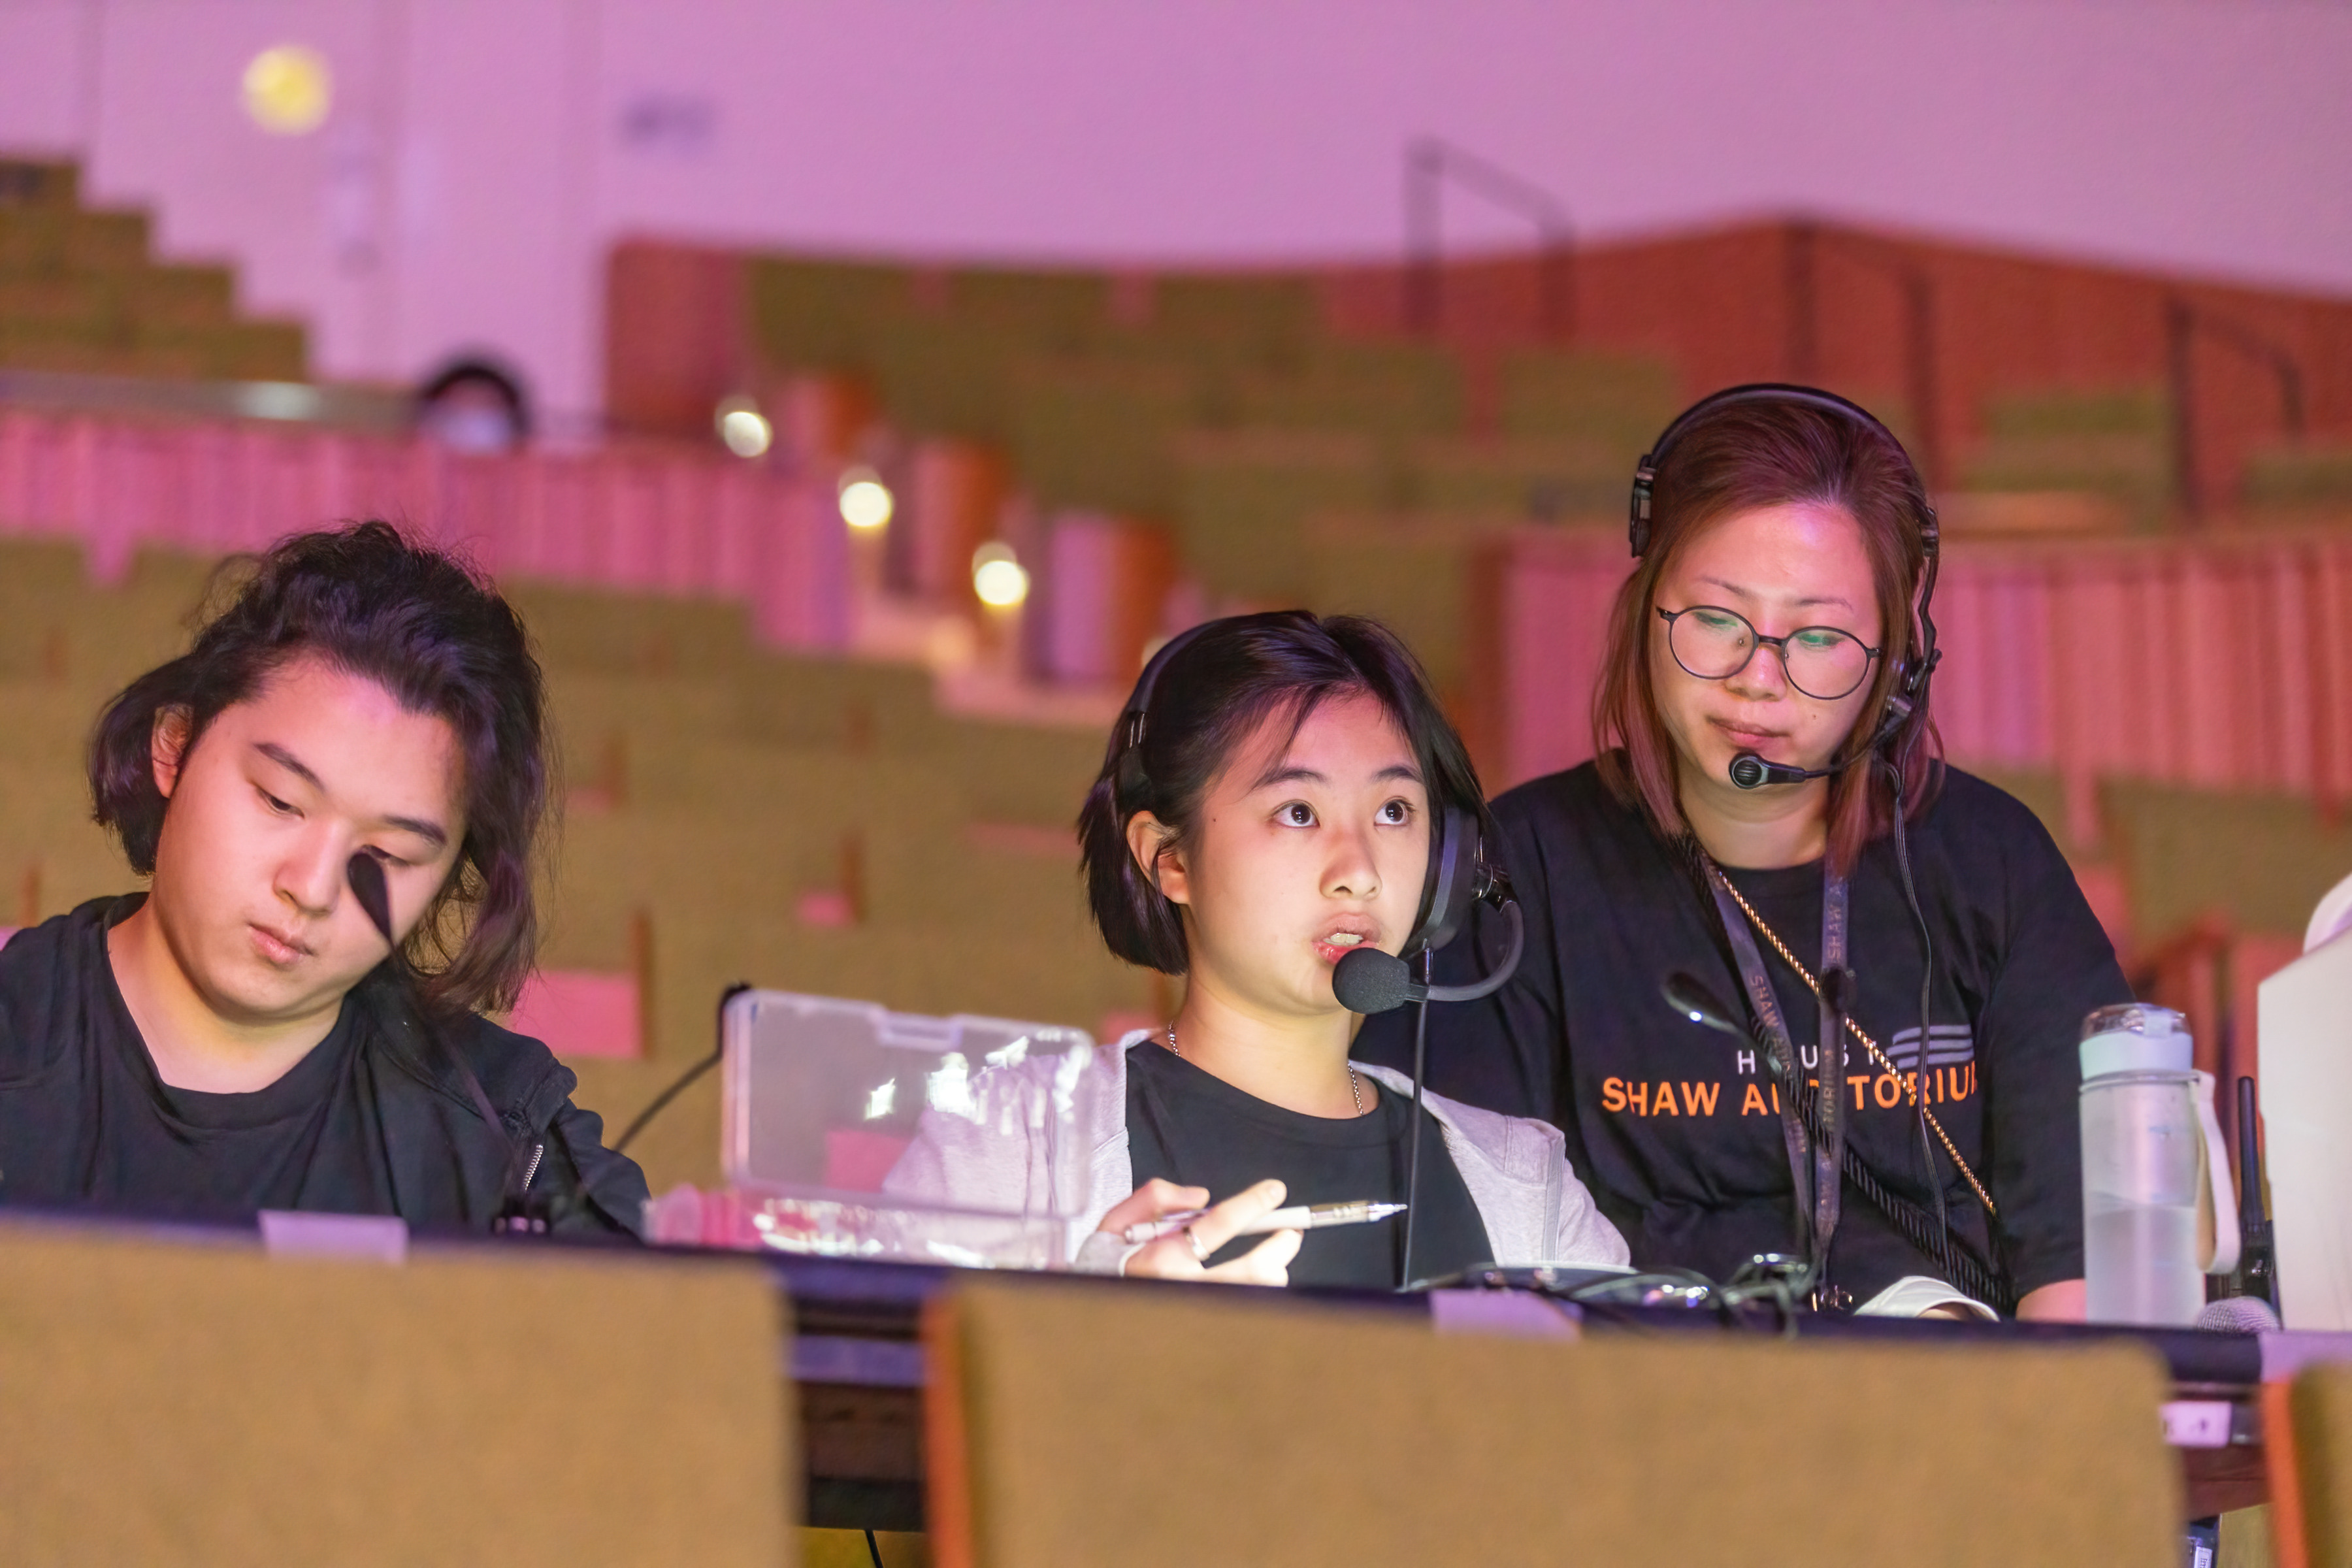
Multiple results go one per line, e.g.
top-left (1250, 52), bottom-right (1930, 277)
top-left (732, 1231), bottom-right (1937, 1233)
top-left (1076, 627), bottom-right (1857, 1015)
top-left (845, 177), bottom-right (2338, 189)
top-left (276, 822), bottom-right (347, 919)
top-left (1725, 635), bottom-right (1792, 700)
top-left (1321, 820), bottom-right (1381, 902)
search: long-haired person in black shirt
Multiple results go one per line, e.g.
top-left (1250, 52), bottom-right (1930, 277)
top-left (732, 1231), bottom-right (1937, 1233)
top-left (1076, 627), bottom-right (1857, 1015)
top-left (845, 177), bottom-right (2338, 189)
top-left (1359, 389), bottom-right (2125, 1319)
top-left (0, 522), bottom-right (647, 1232)
top-left (884, 612), bottom-right (1624, 1288)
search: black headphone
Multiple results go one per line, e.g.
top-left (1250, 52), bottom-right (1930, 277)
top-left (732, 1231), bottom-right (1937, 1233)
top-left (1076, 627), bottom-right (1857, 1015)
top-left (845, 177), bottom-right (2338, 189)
top-left (1629, 383), bottom-right (1942, 767)
top-left (1113, 613), bottom-right (1501, 962)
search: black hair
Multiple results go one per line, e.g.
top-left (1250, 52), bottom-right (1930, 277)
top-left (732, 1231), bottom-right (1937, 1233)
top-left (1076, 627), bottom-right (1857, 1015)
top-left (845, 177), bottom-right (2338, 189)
top-left (88, 521), bottom-right (551, 1017)
top-left (1077, 611), bottom-right (1488, 976)
top-left (414, 356), bottom-right (531, 452)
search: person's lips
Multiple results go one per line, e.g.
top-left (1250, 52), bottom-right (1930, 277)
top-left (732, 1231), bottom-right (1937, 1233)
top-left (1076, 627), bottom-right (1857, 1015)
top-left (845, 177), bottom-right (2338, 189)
top-left (1311, 917), bottom-right (1381, 966)
top-left (1708, 715), bottom-right (1789, 750)
top-left (250, 922), bottom-right (312, 965)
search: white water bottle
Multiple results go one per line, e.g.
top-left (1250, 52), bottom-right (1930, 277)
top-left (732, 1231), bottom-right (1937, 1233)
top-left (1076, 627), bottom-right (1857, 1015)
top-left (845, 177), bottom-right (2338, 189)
top-left (2080, 1004), bottom-right (2241, 1326)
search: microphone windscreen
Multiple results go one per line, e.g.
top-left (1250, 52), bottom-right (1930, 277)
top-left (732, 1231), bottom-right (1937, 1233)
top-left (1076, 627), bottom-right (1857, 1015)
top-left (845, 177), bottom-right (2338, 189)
top-left (346, 852), bottom-right (395, 945)
top-left (2195, 1295), bottom-right (2281, 1334)
top-left (1727, 752), bottom-right (1770, 790)
top-left (1662, 971), bottom-right (1742, 1036)
top-left (1333, 947), bottom-right (1416, 1014)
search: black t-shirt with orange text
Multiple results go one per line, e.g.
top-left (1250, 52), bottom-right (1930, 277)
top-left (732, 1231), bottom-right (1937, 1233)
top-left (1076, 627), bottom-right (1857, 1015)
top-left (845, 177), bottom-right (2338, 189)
top-left (1356, 761), bottom-right (2129, 1307)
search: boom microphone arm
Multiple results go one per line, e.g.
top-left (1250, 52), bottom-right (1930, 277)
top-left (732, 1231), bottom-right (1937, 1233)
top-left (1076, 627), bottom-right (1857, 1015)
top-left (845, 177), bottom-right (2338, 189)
top-left (1332, 900), bottom-right (1524, 1015)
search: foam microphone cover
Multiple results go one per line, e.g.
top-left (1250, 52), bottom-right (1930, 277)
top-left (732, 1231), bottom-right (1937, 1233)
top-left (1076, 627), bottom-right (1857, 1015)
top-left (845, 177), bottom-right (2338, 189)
top-left (346, 852), bottom-right (395, 945)
top-left (2195, 1295), bottom-right (2281, 1334)
top-left (1333, 947), bottom-right (1417, 1015)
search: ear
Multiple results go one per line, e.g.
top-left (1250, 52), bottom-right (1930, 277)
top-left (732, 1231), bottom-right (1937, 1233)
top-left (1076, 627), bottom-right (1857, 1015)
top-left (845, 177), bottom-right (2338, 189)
top-left (1123, 811), bottom-right (1190, 907)
top-left (150, 706), bottom-right (193, 800)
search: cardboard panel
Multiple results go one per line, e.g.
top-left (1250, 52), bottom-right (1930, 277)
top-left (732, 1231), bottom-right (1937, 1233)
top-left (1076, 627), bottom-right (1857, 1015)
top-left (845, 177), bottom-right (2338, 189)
top-left (0, 1222), bottom-right (793, 1566)
top-left (926, 1279), bottom-right (2178, 1568)
top-left (2260, 935), bottom-right (2352, 1330)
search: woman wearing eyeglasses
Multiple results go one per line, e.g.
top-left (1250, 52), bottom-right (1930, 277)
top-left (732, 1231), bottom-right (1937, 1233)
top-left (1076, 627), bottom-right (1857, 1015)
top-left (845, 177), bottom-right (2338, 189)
top-left (1359, 388), bottom-right (2127, 1319)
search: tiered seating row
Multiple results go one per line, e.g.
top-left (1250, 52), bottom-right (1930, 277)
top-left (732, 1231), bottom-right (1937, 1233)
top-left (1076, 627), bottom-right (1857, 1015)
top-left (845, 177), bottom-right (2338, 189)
top-left (0, 531), bottom-right (1154, 1196)
top-left (1474, 527), bottom-right (2352, 843)
top-left (0, 159), bottom-right (308, 382)
top-left (0, 411), bottom-right (851, 650)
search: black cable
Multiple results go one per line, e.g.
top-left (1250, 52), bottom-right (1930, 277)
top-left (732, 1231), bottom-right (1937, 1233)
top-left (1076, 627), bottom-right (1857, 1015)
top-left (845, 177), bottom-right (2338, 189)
top-left (346, 853), bottom-right (558, 1225)
top-left (1884, 753), bottom-right (1956, 1285)
top-left (865, 1528), bottom-right (885, 1567)
top-left (612, 1045), bottom-right (722, 1160)
top-left (1838, 1130), bottom-right (2010, 1310)
top-left (612, 982), bottom-right (751, 1160)
top-left (1398, 952), bottom-right (1432, 1290)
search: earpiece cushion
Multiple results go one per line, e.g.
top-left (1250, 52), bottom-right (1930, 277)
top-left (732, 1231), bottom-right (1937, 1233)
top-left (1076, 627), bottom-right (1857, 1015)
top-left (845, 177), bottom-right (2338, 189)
top-left (1405, 806), bottom-right (1482, 958)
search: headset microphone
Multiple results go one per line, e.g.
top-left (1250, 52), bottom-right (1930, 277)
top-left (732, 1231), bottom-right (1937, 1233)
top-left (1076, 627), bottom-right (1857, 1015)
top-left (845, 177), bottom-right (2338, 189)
top-left (346, 853), bottom-right (571, 1233)
top-left (1114, 615), bottom-right (1522, 1292)
top-left (1331, 900), bottom-right (1526, 1013)
top-left (1726, 752), bottom-right (1835, 791)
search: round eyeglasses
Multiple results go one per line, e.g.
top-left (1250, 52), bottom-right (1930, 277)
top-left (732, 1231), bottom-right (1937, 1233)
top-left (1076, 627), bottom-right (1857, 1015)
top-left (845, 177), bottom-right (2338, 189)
top-left (1656, 605), bottom-right (1880, 702)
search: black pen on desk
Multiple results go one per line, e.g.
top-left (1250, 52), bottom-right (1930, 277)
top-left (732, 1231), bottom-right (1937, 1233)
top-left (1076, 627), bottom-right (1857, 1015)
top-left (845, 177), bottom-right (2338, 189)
top-left (1120, 1199), bottom-right (1406, 1247)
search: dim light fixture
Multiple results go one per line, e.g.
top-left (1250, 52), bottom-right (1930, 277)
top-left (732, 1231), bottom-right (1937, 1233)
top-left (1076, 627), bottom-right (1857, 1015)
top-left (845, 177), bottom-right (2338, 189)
top-left (715, 395), bottom-right (772, 459)
top-left (838, 466), bottom-right (894, 531)
top-left (972, 542), bottom-right (1029, 608)
top-left (242, 46), bottom-right (333, 135)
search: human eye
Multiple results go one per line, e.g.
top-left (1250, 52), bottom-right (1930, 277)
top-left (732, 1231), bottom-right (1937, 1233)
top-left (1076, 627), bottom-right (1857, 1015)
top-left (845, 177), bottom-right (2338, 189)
top-left (361, 845), bottom-right (414, 871)
top-left (1791, 628), bottom-right (1849, 654)
top-left (255, 785), bottom-right (299, 816)
top-left (1376, 798), bottom-right (1414, 826)
top-left (1691, 608), bottom-right (1748, 637)
top-left (1277, 801), bottom-right (1318, 828)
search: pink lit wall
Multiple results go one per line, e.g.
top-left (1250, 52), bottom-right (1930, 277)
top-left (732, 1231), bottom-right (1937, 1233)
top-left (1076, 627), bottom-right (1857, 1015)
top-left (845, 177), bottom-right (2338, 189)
top-left (0, 0), bottom-right (2345, 426)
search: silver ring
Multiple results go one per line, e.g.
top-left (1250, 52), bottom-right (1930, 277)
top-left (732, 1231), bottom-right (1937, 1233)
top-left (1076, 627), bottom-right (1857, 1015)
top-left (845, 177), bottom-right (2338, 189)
top-left (1184, 1225), bottom-right (1209, 1262)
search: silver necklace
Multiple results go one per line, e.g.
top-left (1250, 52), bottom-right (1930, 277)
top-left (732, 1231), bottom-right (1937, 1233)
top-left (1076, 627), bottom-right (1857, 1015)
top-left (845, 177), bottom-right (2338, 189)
top-left (1166, 1022), bottom-right (1365, 1117)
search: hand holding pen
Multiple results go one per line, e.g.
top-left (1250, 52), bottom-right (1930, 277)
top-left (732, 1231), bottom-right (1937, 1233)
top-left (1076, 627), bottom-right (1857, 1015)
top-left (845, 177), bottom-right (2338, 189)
top-left (1122, 1199), bottom-right (1407, 1246)
top-left (1098, 1177), bottom-right (1301, 1285)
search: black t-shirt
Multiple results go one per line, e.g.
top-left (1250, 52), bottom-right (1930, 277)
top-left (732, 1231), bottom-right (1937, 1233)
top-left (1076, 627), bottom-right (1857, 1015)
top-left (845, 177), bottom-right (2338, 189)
top-left (1125, 1043), bottom-right (1493, 1289)
top-left (0, 895), bottom-right (647, 1232)
top-left (0, 897), bottom-right (402, 1220)
top-left (1356, 762), bottom-right (2129, 1306)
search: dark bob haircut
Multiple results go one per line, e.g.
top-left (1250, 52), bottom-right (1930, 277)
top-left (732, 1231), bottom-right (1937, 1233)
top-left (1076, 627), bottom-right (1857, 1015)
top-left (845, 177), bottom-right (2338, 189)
top-left (1077, 610), bottom-right (1488, 976)
top-left (89, 521), bottom-right (550, 1017)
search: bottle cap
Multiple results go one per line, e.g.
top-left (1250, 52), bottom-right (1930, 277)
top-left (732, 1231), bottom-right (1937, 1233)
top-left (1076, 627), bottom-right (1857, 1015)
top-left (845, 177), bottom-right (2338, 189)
top-left (2080, 1003), bottom-right (2193, 1079)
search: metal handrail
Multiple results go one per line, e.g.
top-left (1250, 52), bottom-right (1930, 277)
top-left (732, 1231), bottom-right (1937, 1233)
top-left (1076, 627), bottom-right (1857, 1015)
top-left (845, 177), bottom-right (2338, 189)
top-left (1784, 223), bottom-right (1945, 491)
top-left (1403, 138), bottom-right (1575, 342)
top-left (2167, 297), bottom-right (2308, 518)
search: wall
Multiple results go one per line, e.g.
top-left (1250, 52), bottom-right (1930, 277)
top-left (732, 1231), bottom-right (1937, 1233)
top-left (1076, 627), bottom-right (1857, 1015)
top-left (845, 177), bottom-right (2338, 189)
top-left (0, 0), bottom-right (2347, 426)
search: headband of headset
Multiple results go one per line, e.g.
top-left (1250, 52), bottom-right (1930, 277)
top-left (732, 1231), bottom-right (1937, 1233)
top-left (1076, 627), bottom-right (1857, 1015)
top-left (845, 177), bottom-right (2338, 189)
top-left (1627, 382), bottom-right (1943, 742)
top-left (1627, 383), bottom-right (1939, 563)
top-left (1111, 612), bottom-right (1495, 960)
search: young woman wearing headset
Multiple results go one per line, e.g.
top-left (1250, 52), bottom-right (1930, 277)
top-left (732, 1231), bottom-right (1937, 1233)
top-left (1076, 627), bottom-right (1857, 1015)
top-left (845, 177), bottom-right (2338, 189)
top-left (1359, 388), bottom-right (2125, 1318)
top-left (884, 612), bottom-right (1625, 1288)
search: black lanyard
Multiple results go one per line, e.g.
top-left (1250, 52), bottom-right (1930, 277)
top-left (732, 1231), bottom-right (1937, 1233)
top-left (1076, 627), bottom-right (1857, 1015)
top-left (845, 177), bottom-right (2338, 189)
top-left (1705, 859), bottom-right (1849, 1281)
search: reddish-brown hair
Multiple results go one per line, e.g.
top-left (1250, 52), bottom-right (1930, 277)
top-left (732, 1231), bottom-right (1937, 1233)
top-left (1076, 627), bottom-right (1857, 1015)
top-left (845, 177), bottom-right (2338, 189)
top-left (1592, 396), bottom-right (1941, 874)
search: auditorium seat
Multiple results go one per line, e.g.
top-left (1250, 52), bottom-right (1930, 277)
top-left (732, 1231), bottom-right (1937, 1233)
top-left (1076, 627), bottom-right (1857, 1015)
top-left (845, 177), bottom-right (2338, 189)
top-left (2247, 443), bottom-right (2352, 513)
top-left (1401, 432), bottom-right (1630, 519)
top-left (1301, 512), bottom-right (1527, 704)
top-left (924, 1277), bottom-right (2180, 1566)
top-left (1150, 273), bottom-right (1318, 356)
top-left (0, 159), bottom-right (310, 383)
top-left (1173, 427), bottom-right (1388, 603)
top-left (1497, 347), bottom-right (1681, 454)
top-left (1962, 388), bottom-right (2174, 527)
top-left (1009, 359), bottom-right (1203, 518)
top-left (945, 267), bottom-right (1111, 352)
top-left (1230, 339), bottom-right (1467, 440)
top-left (746, 254), bottom-right (916, 374)
top-left (0, 1219), bottom-right (792, 1565)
